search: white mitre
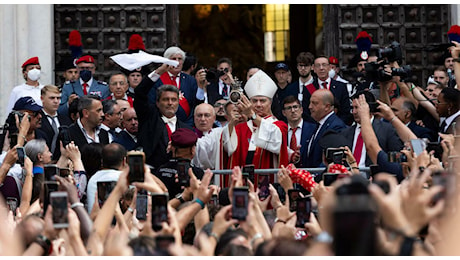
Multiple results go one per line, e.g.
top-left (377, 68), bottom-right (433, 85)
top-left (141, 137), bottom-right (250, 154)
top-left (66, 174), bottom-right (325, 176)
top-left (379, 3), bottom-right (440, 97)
top-left (244, 70), bottom-right (277, 99)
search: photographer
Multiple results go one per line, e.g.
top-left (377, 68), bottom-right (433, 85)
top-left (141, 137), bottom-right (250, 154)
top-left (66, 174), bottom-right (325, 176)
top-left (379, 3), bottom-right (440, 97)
top-left (204, 57), bottom-right (238, 105)
top-left (154, 128), bottom-right (204, 200)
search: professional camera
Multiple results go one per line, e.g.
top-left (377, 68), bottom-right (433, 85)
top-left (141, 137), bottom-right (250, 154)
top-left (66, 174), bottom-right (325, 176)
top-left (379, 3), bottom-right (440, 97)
top-left (0, 110), bottom-right (27, 149)
top-left (378, 41), bottom-right (402, 63)
top-left (202, 67), bottom-right (228, 82)
top-left (229, 77), bottom-right (244, 104)
top-left (365, 61), bottom-right (412, 82)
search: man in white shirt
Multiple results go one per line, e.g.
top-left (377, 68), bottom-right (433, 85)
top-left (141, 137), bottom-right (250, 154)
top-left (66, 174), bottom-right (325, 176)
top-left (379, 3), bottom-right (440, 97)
top-left (87, 143), bottom-right (127, 213)
top-left (6, 57), bottom-right (44, 116)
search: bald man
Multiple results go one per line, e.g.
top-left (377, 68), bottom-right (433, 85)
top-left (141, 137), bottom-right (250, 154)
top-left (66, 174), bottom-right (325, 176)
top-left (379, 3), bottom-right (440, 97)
top-left (113, 107), bottom-right (140, 151)
top-left (302, 89), bottom-right (347, 168)
top-left (193, 103), bottom-right (216, 137)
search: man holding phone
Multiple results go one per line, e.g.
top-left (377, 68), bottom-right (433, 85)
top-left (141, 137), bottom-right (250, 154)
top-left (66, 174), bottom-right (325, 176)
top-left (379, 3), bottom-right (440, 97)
top-left (155, 128), bottom-right (204, 199)
top-left (86, 143), bottom-right (127, 213)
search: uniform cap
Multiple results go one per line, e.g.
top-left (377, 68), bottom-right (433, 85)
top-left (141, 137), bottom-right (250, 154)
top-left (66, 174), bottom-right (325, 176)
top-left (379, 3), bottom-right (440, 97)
top-left (128, 34), bottom-right (146, 54)
top-left (329, 56), bottom-right (339, 65)
top-left (22, 57), bottom-right (40, 68)
top-left (244, 70), bottom-right (277, 99)
top-left (13, 96), bottom-right (42, 112)
top-left (448, 25), bottom-right (460, 43)
top-left (69, 30), bottom-right (83, 59)
top-left (76, 55), bottom-right (95, 64)
top-left (171, 128), bottom-right (198, 148)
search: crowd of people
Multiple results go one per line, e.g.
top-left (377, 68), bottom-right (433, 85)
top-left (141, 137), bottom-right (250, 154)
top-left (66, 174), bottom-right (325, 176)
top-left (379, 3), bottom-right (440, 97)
top-left (1, 27), bottom-right (460, 256)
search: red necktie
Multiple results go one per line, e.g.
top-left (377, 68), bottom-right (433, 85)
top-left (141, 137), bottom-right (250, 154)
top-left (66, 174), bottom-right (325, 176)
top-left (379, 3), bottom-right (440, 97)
top-left (353, 131), bottom-right (364, 164)
top-left (322, 81), bottom-right (328, 89)
top-left (165, 123), bottom-right (172, 140)
top-left (83, 82), bottom-right (88, 95)
top-left (170, 76), bottom-right (177, 87)
top-left (290, 127), bottom-right (298, 150)
top-left (222, 83), bottom-right (228, 98)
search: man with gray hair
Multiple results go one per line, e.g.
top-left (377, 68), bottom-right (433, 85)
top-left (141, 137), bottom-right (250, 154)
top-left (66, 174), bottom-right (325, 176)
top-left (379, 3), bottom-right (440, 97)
top-left (137, 46), bottom-right (206, 127)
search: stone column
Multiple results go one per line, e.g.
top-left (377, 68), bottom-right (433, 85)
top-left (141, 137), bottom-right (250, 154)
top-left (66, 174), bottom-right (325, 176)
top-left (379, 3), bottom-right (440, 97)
top-left (0, 4), bottom-right (54, 122)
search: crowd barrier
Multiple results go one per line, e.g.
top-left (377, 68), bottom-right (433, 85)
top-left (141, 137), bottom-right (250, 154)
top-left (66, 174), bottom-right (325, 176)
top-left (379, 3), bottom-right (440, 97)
top-left (211, 167), bottom-right (370, 176)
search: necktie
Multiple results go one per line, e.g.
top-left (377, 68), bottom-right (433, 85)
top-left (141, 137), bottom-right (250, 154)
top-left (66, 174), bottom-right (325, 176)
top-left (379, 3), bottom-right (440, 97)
top-left (83, 82), bottom-right (88, 95)
top-left (322, 81), bottom-right (328, 89)
top-left (165, 123), bottom-right (172, 140)
top-left (353, 130), bottom-right (364, 165)
top-left (290, 127), bottom-right (298, 150)
top-left (170, 76), bottom-right (178, 87)
top-left (222, 83), bottom-right (228, 98)
top-left (440, 120), bottom-right (447, 134)
top-left (48, 115), bottom-right (58, 153)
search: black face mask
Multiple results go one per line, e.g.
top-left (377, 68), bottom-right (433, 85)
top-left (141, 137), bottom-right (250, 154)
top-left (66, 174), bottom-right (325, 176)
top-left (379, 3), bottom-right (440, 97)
top-left (80, 70), bottom-right (92, 82)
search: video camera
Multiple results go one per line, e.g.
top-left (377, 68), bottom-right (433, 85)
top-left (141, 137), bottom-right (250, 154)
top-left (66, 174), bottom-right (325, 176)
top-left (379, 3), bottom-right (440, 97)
top-left (364, 61), bottom-right (412, 82)
top-left (378, 41), bottom-right (403, 63)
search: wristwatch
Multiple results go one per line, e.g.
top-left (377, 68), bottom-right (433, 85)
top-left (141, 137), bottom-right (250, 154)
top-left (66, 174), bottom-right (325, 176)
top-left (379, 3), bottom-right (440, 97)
top-left (251, 113), bottom-right (257, 121)
top-left (34, 234), bottom-right (52, 256)
top-left (175, 193), bottom-right (185, 203)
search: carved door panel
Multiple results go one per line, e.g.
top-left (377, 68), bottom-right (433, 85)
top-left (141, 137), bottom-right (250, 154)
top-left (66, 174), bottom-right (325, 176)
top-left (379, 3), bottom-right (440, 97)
top-left (54, 4), bottom-right (177, 85)
top-left (335, 4), bottom-right (450, 87)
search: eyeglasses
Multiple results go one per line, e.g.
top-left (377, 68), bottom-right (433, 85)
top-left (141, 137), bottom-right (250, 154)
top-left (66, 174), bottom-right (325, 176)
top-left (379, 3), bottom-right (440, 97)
top-left (214, 103), bottom-right (226, 108)
top-left (426, 88), bottom-right (434, 92)
top-left (297, 64), bottom-right (310, 68)
top-left (283, 105), bottom-right (301, 111)
top-left (314, 63), bottom-right (329, 68)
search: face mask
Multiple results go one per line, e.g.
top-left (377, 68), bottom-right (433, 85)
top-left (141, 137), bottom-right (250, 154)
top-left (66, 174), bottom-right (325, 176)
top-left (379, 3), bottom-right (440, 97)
top-left (80, 70), bottom-right (92, 82)
top-left (328, 69), bottom-right (336, 79)
top-left (27, 68), bottom-right (41, 81)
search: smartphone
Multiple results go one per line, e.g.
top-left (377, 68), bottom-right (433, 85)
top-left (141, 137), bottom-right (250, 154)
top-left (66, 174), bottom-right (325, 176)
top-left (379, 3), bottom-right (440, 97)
top-left (42, 181), bottom-right (59, 216)
top-left (44, 164), bottom-right (59, 181)
top-left (97, 181), bottom-right (117, 208)
top-left (288, 189), bottom-right (301, 212)
top-left (326, 148), bottom-right (345, 164)
top-left (323, 173), bottom-right (339, 186)
top-left (50, 191), bottom-right (69, 229)
top-left (151, 193), bottom-right (169, 232)
top-left (257, 174), bottom-right (270, 200)
top-left (369, 164), bottom-right (380, 178)
top-left (59, 168), bottom-right (71, 178)
top-left (334, 175), bottom-right (376, 255)
top-left (128, 151), bottom-right (145, 183)
top-left (410, 139), bottom-right (426, 156)
top-left (16, 147), bottom-right (25, 167)
top-left (136, 193), bottom-right (148, 220)
top-left (155, 235), bottom-right (175, 251)
top-left (295, 196), bottom-right (312, 228)
top-left (232, 187), bottom-right (249, 220)
top-left (58, 126), bottom-right (72, 148)
top-left (6, 197), bottom-right (18, 217)
top-left (242, 165), bottom-right (255, 184)
top-left (176, 160), bottom-right (191, 187)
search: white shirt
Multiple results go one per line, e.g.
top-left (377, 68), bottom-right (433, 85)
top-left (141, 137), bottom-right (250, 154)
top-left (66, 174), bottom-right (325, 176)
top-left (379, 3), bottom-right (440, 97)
top-left (288, 119), bottom-right (303, 158)
top-left (219, 79), bottom-right (230, 97)
top-left (318, 78), bottom-right (331, 89)
top-left (77, 118), bottom-right (101, 144)
top-left (161, 116), bottom-right (177, 133)
top-left (298, 78), bottom-right (313, 102)
top-left (6, 83), bottom-right (44, 115)
top-left (87, 168), bottom-right (121, 213)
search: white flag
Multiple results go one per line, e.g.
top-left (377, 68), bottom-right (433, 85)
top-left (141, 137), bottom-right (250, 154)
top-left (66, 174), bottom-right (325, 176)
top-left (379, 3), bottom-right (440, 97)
top-left (110, 50), bottom-right (179, 71)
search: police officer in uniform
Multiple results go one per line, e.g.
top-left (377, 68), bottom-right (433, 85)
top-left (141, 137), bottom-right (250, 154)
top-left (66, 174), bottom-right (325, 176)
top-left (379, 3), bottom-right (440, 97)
top-left (58, 55), bottom-right (110, 116)
top-left (154, 128), bottom-right (204, 200)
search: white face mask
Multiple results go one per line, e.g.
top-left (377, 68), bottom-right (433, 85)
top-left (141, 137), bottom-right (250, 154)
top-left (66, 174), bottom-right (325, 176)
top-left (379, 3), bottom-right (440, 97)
top-left (328, 69), bottom-right (336, 79)
top-left (27, 68), bottom-right (41, 81)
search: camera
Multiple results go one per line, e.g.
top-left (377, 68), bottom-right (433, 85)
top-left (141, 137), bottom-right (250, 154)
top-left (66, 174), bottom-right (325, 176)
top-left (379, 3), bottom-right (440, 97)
top-left (378, 41), bottom-right (402, 63)
top-left (201, 67), bottom-right (227, 82)
top-left (387, 151), bottom-right (407, 163)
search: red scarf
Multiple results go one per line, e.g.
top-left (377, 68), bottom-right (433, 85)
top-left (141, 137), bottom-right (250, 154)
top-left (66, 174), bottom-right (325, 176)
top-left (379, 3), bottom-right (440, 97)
top-left (160, 73), bottom-right (191, 117)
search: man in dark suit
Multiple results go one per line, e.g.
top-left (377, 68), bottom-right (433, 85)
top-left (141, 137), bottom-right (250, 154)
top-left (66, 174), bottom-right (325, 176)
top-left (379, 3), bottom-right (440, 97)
top-left (38, 85), bottom-right (72, 160)
top-left (144, 46), bottom-right (205, 127)
top-left (436, 87), bottom-right (460, 136)
top-left (302, 55), bottom-right (353, 125)
top-left (339, 90), bottom-right (404, 167)
top-left (391, 96), bottom-right (436, 141)
top-left (301, 89), bottom-right (347, 168)
top-left (290, 52), bottom-right (315, 107)
top-left (205, 57), bottom-right (234, 105)
top-left (281, 95), bottom-right (317, 167)
top-left (135, 81), bottom-right (192, 171)
top-left (113, 107), bottom-right (139, 151)
top-left (68, 95), bottom-right (109, 151)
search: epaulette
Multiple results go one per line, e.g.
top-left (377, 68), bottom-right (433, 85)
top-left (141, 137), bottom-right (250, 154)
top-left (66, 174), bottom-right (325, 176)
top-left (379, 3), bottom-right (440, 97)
top-left (98, 81), bottom-right (108, 85)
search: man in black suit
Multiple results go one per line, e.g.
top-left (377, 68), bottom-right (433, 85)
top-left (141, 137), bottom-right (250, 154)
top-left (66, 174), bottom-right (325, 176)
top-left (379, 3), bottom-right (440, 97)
top-left (281, 95), bottom-right (317, 167)
top-left (68, 95), bottom-right (109, 151)
top-left (437, 87), bottom-right (460, 136)
top-left (301, 89), bottom-right (347, 168)
top-left (339, 90), bottom-right (403, 167)
top-left (291, 52), bottom-right (315, 106)
top-left (135, 83), bottom-right (192, 171)
top-left (391, 97), bottom-right (436, 141)
top-left (38, 85), bottom-right (72, 159)
top-left (205, 57), bottom-right (235, 106)
top-left (113, 107), bottom-right (139, 151)
top-left (302, 55), bottom-right (353, 125)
